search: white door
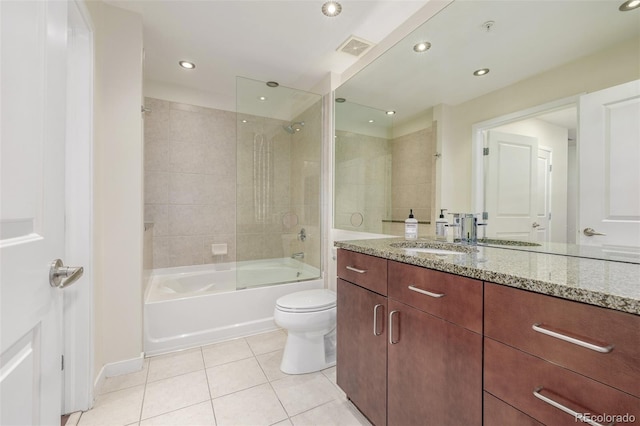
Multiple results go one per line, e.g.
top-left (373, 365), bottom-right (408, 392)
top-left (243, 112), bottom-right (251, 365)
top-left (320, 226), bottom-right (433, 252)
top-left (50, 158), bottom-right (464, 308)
top-left (485, 131), bottom-right (538, 240)
top-left (534, 147), bottom-right (552, 243)
top-left (1, 1), bottom-right (77, 424)
top-left (579, 80), bottom-right (640, 250)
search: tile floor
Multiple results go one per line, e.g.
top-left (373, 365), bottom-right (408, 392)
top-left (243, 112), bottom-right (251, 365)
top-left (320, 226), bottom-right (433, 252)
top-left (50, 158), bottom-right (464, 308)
top-left (69, 330), bottom-right (372, 426)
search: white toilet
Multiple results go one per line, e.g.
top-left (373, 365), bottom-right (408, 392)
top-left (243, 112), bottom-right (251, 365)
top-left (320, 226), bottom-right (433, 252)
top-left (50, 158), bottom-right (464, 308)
top-left (274, 289), bottom-right (337, 374)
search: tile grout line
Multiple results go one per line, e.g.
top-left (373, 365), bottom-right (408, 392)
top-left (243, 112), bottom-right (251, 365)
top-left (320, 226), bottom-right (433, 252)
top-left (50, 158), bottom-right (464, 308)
top-left (200, 345), bottom-right (218, 425)
top-left (138, 359), bottom-right (151, 424)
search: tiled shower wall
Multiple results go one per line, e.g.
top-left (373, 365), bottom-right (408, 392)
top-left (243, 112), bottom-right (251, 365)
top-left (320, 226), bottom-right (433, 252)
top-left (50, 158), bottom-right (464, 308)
top-left (144, 98), bottom-right (237, 268)
top-left (386, 125), bottom-right (437, 237)
top-left (144, 97), bottom-right (322, 270)
top-left (334, 126), bottom-right (436, 237)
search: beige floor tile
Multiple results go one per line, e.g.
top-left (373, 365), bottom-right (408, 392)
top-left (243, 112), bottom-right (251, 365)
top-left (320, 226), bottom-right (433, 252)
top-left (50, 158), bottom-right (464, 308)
top-left (290, 399), bottom-right (372, 426)
top-left (206, 357), bottom-right (268, 398)
top-left (321, 366), bottom-right (336, 384)
top-left (100, 360), bottom-right (149, 395)
top-left (270, 372), bottom-right (341, 417)
top-left (212, 383), bottom-right (287, 426)
top-left (272, 420), bottom-right (293, 426)
top-left (246, 330), bottom-right (287, 355)
top-left (255, 349), bottom-right (288, 382)
top-left (65, 411), bottom-right (82, 426)
top-left (78, 385), bottom-right (144, 426)
top-left (139, 401), bottom-right (215, 425)
top-left (202, 338), bottom-right (254, 368)
top-left (141, 370), bottom-right (210, 420)
top-left (147, 348), bottom-right (204, 383)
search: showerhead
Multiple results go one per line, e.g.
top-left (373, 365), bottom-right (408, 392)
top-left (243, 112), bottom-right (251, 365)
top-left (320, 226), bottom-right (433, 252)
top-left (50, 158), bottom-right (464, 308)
top-left (283, 121), bottom-right (305, 134)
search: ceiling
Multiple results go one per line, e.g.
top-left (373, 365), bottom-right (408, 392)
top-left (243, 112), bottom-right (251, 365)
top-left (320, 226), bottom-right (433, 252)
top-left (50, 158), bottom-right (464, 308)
top-left (106, 0), bottom-right (429, 112)
top-left (336, 0), bottom-right (640, 127)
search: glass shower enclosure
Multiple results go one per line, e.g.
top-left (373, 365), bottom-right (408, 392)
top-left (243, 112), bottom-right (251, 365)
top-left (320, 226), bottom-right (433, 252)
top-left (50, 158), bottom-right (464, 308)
top-left (235, 77), bottom-right (322, 289)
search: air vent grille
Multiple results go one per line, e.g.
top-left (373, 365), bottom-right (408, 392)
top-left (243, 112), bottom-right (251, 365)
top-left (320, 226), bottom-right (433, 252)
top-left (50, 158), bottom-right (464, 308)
top-left (337, 36), bottom-right (373, 57)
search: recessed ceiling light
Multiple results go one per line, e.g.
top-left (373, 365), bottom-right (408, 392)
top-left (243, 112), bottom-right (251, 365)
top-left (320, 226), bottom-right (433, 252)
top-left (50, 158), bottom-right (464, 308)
top-left (335, 97), bottom-right (346, 103)
top-left (266, 81), bottom-right (279, 88)
top-left (473, 68), bottom-right (490, 76)
top-left (619, 0), bottom-right (640, 11)
top-left (322, 1), bottom-right (342, 17)
top-left (368, 119), bottom-right (374, 123)
top-left (386, 111), bottom-right (396, 115)
top-left (178, 60), bottom-right (195, 69)
top-left (241, 119), bottom-right (248, 123)
top-left (413, 42), bottom-right (431, 53)
top-left (258, 96), bottom-right (268, 101)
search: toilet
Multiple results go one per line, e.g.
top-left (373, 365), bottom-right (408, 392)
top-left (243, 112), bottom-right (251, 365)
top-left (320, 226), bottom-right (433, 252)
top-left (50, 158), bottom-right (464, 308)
top-left (274, 289), bottom-right (337, 374)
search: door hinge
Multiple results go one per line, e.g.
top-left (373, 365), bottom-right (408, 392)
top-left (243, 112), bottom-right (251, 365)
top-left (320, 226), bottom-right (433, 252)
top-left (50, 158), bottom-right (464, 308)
top-left (548, 213), bottom-right (552, 220)
top-left (61, 355), bottom-right (64, 371)
top-left (549, 164), bottom-right (553, 172)
top-left (482, 211), bottom-right (489, 220)
top-left (483, 147), bottom-right (490, 156)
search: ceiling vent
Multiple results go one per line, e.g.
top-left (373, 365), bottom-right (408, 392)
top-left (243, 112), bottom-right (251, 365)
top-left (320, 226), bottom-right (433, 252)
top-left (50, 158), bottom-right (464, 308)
top-left (337, 36), bottom-right (374, 57)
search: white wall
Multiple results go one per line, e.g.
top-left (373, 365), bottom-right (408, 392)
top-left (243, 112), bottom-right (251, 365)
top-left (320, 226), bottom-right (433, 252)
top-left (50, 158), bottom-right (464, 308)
top-left (87, 0), bottom-right (144, 379)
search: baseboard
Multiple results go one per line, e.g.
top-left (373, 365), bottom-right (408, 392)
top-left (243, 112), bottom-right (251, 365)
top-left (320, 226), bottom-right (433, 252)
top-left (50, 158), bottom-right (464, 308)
top-left (94, 352), bottom-right (145, 395)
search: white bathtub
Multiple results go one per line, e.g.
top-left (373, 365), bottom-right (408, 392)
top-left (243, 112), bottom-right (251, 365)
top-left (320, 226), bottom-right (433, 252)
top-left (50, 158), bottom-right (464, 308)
top-left (144, 258), bottom-right (323, 356)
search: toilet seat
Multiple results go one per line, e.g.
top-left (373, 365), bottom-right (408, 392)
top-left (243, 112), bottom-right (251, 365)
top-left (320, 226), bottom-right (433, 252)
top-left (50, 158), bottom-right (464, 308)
top-left (276, 289), bottom-right (336, 313)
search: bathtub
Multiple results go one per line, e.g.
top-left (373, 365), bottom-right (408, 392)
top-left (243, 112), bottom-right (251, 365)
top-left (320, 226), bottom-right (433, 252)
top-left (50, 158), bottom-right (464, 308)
top-left (144, 258), bottom-right (323, 356)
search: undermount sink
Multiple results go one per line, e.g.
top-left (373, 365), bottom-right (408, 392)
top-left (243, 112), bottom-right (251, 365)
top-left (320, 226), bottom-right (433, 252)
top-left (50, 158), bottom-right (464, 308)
top-left (389, 241), bottom-right (477, 256)
top-left (402, 248), bottom-right (466, 256)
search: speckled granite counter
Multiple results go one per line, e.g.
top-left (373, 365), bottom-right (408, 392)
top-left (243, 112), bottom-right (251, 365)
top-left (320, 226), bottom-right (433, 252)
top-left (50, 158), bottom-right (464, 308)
top-left (334, 238), bottom-right (640, 315)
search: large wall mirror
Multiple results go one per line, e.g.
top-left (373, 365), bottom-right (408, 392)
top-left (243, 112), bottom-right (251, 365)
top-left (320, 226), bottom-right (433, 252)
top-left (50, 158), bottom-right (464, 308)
top-left (334, 0), bottom-right (639, 258)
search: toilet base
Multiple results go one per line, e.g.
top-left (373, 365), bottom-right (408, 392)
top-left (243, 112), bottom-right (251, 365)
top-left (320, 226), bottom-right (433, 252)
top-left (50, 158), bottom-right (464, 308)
top-left (280, 328), bottom-right (336, 374)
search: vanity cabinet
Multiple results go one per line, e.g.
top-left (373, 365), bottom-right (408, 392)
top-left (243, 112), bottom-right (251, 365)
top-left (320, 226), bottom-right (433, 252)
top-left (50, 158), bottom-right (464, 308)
top-left (336, 250), bottom-right (482, 425)
top-left (387, 261), bottom-right (482, 426)
top-left (484, 283), bottom-right (640, 425)
top-left (336, 250), bottom-right (388, 426)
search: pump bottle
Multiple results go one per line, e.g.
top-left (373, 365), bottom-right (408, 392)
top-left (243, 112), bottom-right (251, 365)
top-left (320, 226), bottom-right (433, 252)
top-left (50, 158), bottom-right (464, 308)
top-left (405, 209), bottom-right (418, 239)
top-left (435, 209), bottom-right (448, 240)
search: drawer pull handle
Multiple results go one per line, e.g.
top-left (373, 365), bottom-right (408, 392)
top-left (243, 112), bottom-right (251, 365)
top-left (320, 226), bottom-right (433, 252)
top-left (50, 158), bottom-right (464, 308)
top-left (389, 310), bottom-right (400, 344)
top-left (346, 266), bottom-right (367, 274)
top-left (408, 285), bottom-right (445, 298)
top-left (533, 387), bottom-right (612, 426)
top-left (373, 304), bottom-right (383, 336)
top-left (532, 324), bottom-right (613, 353)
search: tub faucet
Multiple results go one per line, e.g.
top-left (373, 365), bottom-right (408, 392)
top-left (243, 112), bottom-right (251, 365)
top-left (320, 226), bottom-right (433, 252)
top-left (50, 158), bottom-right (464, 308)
top-left (291, 252), bottom-right (305, 260)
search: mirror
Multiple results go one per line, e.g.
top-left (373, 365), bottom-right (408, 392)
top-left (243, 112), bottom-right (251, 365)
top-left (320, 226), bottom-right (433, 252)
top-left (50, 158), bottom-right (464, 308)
top-left (334, 0), bottom-right (640, 260)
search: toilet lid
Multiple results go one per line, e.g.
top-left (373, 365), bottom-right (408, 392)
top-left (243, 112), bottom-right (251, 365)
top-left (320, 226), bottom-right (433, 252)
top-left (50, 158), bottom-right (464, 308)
top-left (276, 289), bottom-right (336, 313)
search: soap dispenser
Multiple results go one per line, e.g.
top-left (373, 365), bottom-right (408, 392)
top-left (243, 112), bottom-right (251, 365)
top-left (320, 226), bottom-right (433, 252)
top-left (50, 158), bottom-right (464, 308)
top-left (405, 209), bottom-right (418, 240)
top-left (435, 209), bottom-right (448, 240)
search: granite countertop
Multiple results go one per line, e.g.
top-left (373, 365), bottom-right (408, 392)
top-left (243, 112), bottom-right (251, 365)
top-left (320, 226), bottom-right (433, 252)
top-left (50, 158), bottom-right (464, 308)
top-left (334, 237), bottom-right (640, 315)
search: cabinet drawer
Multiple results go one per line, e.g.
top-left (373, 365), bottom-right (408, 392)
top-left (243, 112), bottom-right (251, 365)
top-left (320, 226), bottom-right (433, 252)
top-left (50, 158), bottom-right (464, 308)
top-left (484, 392), bottom-right (542, 426)
top-left (388, 261), bottom-right (482, 332)
top-left (485, 338), bottom-right (640, 426)
top-left (485, 283), bottom-right (640, 396)
top-left (337, 249), bottom-right (387, 295)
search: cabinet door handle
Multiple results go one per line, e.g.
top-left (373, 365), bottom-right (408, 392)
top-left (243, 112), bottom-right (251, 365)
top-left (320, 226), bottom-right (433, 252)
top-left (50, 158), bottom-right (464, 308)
top-left (373, 304), bottom-right (383, 336)
top-left (389, 310), bottom-right (400, 344)
top-left (533, 387), bottom-right (611, 426)
top-left (346, 265), bottom-right (367, 274)
top-left (532, 323), bottom-right (613, 353)
top-left (408, 285), bottom-right (445, 298)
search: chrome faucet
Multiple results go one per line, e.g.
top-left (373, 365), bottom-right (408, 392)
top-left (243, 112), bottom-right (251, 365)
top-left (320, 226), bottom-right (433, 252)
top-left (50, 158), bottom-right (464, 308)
top-left (291, 252), bottom-right (305, 260)
top-left (298, 228), bottom-right (306, 242)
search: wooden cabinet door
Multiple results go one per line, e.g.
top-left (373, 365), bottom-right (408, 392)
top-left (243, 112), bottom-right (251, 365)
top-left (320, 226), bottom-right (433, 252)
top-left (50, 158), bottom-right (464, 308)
top-left (337, 279), bottom-right (387, 426)
top-left (387, 300), bottom-right (482, 426)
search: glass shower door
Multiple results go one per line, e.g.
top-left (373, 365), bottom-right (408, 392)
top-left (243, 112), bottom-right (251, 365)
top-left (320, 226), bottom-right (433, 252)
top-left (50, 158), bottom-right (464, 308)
top-left (235, 77), bottom-right (322, 289)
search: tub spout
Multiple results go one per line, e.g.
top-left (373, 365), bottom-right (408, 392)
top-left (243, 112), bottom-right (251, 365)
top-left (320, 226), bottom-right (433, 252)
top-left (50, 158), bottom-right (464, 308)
top-left (291, 252), bottom-right (305, 260)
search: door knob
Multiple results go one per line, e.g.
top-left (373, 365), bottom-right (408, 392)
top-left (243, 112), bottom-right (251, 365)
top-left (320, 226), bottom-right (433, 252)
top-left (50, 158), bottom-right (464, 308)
top-left (583, 227), bottom-right (606, 237)
top-left (49, 259), bottom-right (84, 289)
top-left (532, 222), bottom-right (540, 228)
